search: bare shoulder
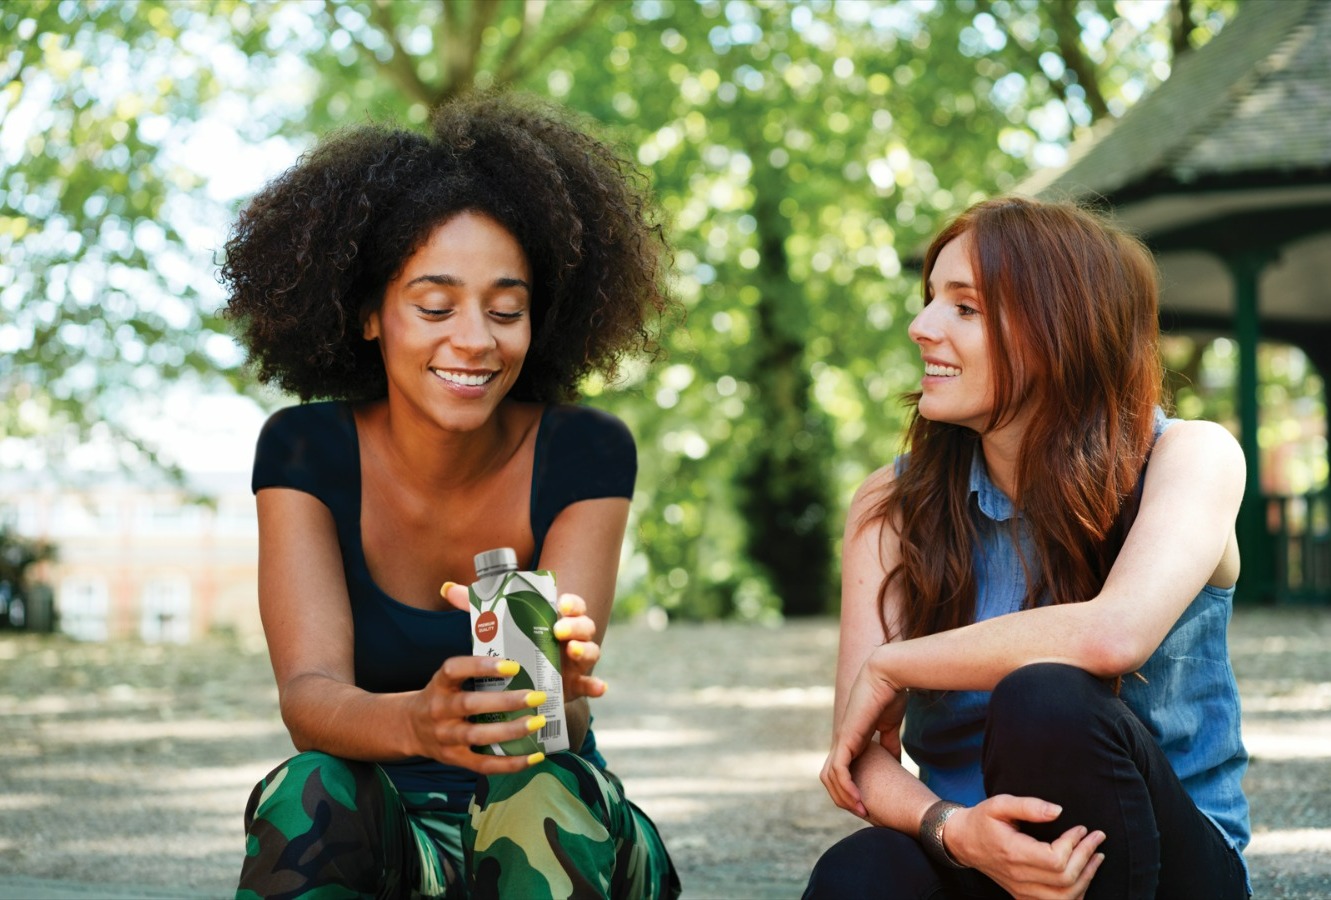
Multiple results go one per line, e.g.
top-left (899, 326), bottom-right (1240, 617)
top-left (858, 462), bottom-right (898, 494)
top-left (848, 463), bottom-right (897, 530)
top-left (1152, 419), bottom-right (1245, 484)
top-left (844, 463), bottom-right (901, 584)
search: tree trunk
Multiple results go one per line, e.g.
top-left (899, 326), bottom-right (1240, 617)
top-left (736, 156), bottom-right (835, 617)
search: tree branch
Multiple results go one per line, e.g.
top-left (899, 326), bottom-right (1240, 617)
top-left (435, 0), bottom-right (499, 99)
top-left (323, 0), bottom-right (437, 107)
top-left (368, 0), bottom-right (440, 106)
top-left (1170, 0), bottom-right (1195, 59)
top-left (499, 1), bottom-right (605, 87)
top-left (466, 0), bottom-right (502, 74)
top-left (438, 0), bottom-right (454, 85)
top-left (494, 0), bottom-right (543, 82)
top-left (440, 0), bottom-right (475, 96)
top-left (1047, 0), bottom-right (1111, 121)
top-left (974, 0), bottom-right (1111, 124)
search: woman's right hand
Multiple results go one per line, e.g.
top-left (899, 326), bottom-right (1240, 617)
top-left (821, 647), bottom-right (907, 818)
top-left (408, 655), bottom-right (549, 774)
top-left (946, 795), bottom-right (1106, 899)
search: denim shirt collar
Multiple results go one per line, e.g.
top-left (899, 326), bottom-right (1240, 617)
top-left (968, 407), bottom-right (1170, 524)
top-left (968, 447), bottom-right (1018, 523)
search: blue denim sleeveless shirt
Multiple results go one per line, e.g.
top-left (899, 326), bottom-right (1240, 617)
top-left (900, 413), bottom-right (1251, 874)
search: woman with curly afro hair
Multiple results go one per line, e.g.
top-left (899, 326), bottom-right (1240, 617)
top-left (223, 92), bottom-right (679, 899)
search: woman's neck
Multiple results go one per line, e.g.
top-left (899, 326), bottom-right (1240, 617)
top-left (362, 399), bottom-right (517, 493)
top-left (979, 423), bottom-right (1025, 503)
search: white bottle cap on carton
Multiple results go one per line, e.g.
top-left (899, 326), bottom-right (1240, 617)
top-left (474, 547), bottom-right (519, 579)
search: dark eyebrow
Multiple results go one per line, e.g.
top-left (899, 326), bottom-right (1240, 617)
top-left (406, 274), bottom-right (462, 288)
top-left (406, 274), bottom-right (531, 291)
top-left (927, 277), bottom-right (977, 295)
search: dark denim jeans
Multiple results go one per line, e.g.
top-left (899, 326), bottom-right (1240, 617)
top-left (804, 663), bottom-right (1249, 899)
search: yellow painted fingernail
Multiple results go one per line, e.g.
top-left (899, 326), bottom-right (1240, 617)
top-left (558, 598), bottom-right (577, 615)
top-left (526, 752), bottom-right (545, 767)
top-left (525, 691), bottom-right (546, 708)
top-left (526, 714), bottom-right (546, 733)
top-left (439, 581), bottom-right (457, 598)
top-left (569, 642), bottom-right (584, 660)
top-left (553, 621), bottom-right (572, 640)
top-left (496, 659), bottom-right (520, 677)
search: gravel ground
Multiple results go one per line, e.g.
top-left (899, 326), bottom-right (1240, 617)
top-left (0, 606), bottom-right (1328, 899)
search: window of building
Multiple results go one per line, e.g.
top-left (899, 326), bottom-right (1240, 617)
top-left (60, 577), bottom-right (110, 641)
top-left (140, 577), bottom-right (192, 644)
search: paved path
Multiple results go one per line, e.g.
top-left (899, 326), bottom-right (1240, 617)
top-left (0, 606), bottom-right (1328, 898)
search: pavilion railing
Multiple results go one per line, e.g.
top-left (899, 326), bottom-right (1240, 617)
top-left (1266, 489), bottom-right (1331, 603)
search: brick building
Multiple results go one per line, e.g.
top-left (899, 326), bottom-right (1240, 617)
top-left (3, 469), bottom-right (261, 642)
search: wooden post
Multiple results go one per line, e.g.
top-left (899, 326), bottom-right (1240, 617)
top-left (1230, 250), bottom-right (1274, 603)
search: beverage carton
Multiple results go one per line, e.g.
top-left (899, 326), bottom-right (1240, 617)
top-left (469, 548), bottom-right (569, 755)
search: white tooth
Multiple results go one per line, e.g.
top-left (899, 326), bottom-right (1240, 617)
top-left (435, 370), bottom-right (494, 386)
top-left (925, 364), bottom-right (960, 377)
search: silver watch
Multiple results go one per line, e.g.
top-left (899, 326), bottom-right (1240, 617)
top-left (919, 800), bottom-right (967, 869)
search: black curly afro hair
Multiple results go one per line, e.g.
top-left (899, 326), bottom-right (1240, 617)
top-left (220, 91), bottom-right (672, 404)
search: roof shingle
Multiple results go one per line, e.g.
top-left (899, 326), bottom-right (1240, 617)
top-left (1026, 0), bottom-right (1329, 200)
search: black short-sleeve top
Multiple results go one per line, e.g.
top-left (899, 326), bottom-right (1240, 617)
top-left (251, 400), bottom-right (636, 806)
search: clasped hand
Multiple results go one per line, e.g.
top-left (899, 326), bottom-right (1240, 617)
top-left (412, 586), bottom-right (605, 774)
top-left (820, 651), bottom-right (907, 818)
top-left (819, 652), bottom-right (1106, 898)
top-left (941, 798), bottom-right (1106, 899)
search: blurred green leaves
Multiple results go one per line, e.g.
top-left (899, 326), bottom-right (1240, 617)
top-left (1, 0), bottom-right (296, 471)
top-left (3, 0), bottom-right (1239, 618)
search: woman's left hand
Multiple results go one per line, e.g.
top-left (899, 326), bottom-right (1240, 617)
top-left (552, 593), bottom-right (608, 702)
top-left (821, 647), bottom-right (905, 817)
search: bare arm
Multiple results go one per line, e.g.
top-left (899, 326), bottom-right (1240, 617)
top-left (257, 488), bottom-right (544, 772)
top-left (860, 421), bottom-right (1245, 696)
top-left (823, 467), bottom-right (940, 831)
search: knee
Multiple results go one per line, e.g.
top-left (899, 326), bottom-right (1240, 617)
top-left (804, 828), bottom-right (935, 900)
top-left (245, 751), bottom-right (378, 824)
top-left (467, 757), bottom-right (624, 897)
top-left (272, 749), bottom-right (356, 781)
top-left (991, 663), bottom-right (1104, 729)
top-left (240, 752), bottom-right (396, 894)
top-left (986, 663), bottom-right (1111, 762)
top-left (474, 754), bottom-right (615, 819)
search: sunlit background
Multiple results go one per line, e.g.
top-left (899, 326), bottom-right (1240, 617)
top-left (1, 0), bottom-right (1325, 643)
top-left (2, 2), bottom-right (1330, 895)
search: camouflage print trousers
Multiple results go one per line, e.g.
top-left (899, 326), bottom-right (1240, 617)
top-left (236, 751), bottom-right (680, 900)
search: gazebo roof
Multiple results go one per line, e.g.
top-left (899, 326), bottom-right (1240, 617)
top-left (1018, 0), bottom-right (1331, 337)
top-left (1024, 0), bottom-right (1331, 202)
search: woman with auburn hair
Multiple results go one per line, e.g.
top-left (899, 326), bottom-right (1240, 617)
top-left (221, 92), bottom-right (679, 898)
top-left (805, 196), bottom-right (1249, 899)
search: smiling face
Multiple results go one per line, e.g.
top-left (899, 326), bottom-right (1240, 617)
top-left (363, 211), bottom-right (532, 433)
top-left (909, 230), bottom-right (1004, 435)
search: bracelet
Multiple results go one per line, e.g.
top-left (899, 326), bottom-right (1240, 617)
top-left (919, 800), bottom-right (967, 869)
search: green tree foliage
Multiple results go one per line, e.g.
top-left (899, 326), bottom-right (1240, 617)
top-left (0, 0), bottom-right (298, 472)
top-left (3, 0), bottom-right (1237, 619)
top-left (0, 523), bottom-right (56, 628)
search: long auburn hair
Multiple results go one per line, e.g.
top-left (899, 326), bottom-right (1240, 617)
top-left (871, 197), bottom-right (1163, 641)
